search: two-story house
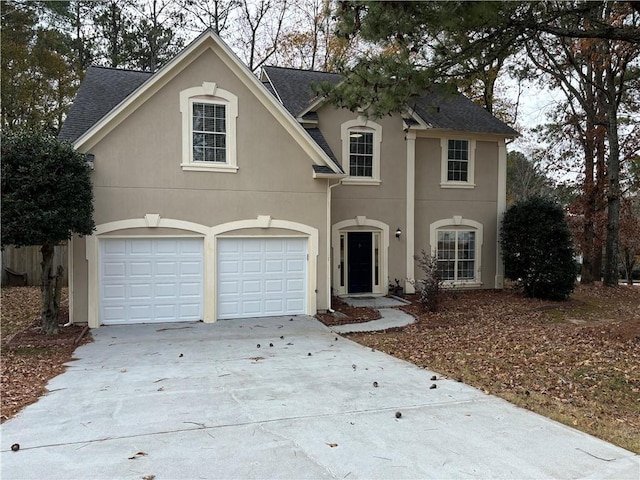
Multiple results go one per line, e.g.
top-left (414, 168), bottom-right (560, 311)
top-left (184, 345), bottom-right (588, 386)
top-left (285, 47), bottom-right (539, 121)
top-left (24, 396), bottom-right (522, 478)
top-left (60, 30), bottom-right (517, 327)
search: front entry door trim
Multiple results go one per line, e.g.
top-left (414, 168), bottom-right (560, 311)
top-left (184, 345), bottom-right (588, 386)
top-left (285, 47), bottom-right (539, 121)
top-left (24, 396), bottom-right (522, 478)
top-left (332, 217), bottom-right (389, 296)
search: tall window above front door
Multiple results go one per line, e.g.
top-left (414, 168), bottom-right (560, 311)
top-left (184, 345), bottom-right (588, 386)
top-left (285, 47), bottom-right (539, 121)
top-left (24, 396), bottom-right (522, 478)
top-left (349, 131), bottom-right (374, 177)
top-left (341, 118), bottom-right (382, 185)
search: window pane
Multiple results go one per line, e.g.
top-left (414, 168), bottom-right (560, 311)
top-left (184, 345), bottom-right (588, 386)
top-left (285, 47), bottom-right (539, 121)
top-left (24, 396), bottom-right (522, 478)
top-left (447, 140), bottom-right (469, 181)
top-left (349, 131), bottom-right (374, 177)
top-left (437, 230), bottom-right (476, 281)
top-left (192, 102), bottom-right (227, 163)
top-left (437, 231), bottom-right (456, 280)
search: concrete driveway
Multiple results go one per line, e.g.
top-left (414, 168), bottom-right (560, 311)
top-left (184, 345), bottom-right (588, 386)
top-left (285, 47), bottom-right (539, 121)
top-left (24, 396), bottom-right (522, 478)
top-left (1, 316), bottom-right (638, 479)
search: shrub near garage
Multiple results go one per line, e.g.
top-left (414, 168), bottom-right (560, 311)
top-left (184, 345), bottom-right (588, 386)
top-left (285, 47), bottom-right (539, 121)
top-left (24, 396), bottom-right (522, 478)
top-left (500, 196), bottom-right (577, 300)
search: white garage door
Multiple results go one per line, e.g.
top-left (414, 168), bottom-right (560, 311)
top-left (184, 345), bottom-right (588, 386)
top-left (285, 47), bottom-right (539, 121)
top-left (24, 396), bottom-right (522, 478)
top-left (100, 238), bottom-right (204, 325)
top-left (217, 237), bottom-right (307, 319)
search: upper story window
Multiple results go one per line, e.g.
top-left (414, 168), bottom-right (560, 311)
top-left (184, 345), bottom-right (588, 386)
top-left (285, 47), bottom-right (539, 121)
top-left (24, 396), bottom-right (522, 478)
top-left (180, 82), bottom-right (238, 173)
top-left (349, 131), bottom-right (374, 177)
top-left (192, 102), bottom-right (226, 163)
top-left (440, 138), bottom-right (476, 188)
top-left (341, 117), bottom-right (382, 185)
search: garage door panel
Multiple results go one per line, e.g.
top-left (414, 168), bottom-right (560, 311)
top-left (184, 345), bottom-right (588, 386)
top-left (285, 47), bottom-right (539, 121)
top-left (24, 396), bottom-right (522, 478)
top-left (242, 260), bottom-right (262, 274)
top-left (130, 283), bottom-right (153, 300)
top-left (242, 301), bottom-right (262, 315)
top-left (100, 238), bottom-right (203, 325)
top-left (156, 241), bottom-right (178, 255)
top-left (104, 240), bottom-right (126, 255)
top-left (103, 262), bottom-right (126, 278)
top-left (156, 261), bottom-right (177, 276)
top-left (265, 279), bottom-right (283, 293)
top-left (130, 262), bottom-right (152, 277)
top-left (180, 261), bottom-right (202, 276)
top-left (265, 259), bottom-right (284, 273)
top-left (129, 304), bottom-right (152, 320)
top-left (265, 240), bottom-right (285, 253)
top-left (103, 284), bottom-right (125, 300)
top-left (155, 304), bottom-right (177, 320)
top-left (264, 299), bottom-right (284, 314)
top-left (179, 303), bottom-right (202, 319)
top-left (130, 240), bottom-right (153, 255)
top-left (217, 238), bottom-right (307, 319)
top-left (286, 278), bottom-right (305, 292)
top-left (219, 259), bottom-right (240, 273)
top-left (242, 241), bottom-right (262, 254)
top-left (156, 283), bottom-right (177, 298)
top-left (286, 298), bottom-right (304, 311)
top-left (243, 279), bottom-right (261, 294)
top-left (179, 282), bottom-right (201, 296)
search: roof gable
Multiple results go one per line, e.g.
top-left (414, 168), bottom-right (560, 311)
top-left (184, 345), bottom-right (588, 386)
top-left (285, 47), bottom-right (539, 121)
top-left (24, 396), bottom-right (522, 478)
top-left (63, 30), bottom-right (342, 174)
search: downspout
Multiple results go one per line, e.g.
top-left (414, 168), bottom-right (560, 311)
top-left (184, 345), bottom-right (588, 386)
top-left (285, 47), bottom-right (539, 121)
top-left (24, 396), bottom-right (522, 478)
top-left (495, 139), bottom-right (507, 289)
top-left (405, 131), bottom-right (417, 293)
top-left (326, 179), bottom-right (342, 312)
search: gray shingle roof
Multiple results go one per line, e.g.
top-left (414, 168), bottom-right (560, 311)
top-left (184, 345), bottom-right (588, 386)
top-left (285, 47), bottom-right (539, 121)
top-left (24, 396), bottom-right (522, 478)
top-left (410, 91), bottom-right (519, 136)
top-left (306, 128), bottom-right (343, 173)
top-left (59, 66), bottom-right (152, 143)
top-left (263, 66), bottom-right (518, 137)
top-left (262, 66), bottom-right (341, 117)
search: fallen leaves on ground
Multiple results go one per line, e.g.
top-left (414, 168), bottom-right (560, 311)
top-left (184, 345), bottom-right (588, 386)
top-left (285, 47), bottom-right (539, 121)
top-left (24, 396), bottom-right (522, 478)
top-left (345, 284), bottom-right (640, 453)
top-left (1, 287), bottom-right (92, 423)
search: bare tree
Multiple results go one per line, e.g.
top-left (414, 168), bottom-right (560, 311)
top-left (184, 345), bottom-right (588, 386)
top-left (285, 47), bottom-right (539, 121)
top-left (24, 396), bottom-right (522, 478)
top-left (231, 0), bottom-right (290, 72)
top-left (179, 0), bottom-right (239, 36)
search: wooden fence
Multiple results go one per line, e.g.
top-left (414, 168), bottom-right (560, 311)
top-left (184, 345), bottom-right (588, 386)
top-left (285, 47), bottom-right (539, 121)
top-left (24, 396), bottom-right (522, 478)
top-left (1, 244), bottom-right (68, 287)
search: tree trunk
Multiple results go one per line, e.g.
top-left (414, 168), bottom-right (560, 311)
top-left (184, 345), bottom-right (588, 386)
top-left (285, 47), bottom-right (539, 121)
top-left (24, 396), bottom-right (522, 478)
top-left (40, 244), bottom-right (63, 334)
top-left (580, 120), bottom-right (596, 284)
top-left (603, 68), bottom-right (621, 287)
top-left (591, 240), bottom-right (603, 282)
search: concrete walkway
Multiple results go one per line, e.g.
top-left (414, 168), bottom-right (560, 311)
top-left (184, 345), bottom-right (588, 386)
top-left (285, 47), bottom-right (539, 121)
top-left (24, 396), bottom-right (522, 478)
top-left (333, 296), bottom-right (416, 333)
top-left (1, 317), bottom-right (638, 479)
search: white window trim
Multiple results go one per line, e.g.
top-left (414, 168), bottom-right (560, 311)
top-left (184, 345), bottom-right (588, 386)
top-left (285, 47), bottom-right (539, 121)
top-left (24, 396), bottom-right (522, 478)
top-left (332, 217), bottom-right (389, 296)
top-left (440, 138), bottom-right (476, 188)
top-left (180, 82), bottom-right (238, 173)
top-left (341, 117), bottom-right (382, 185)
top-left (430, 216), bottom-right (483, 286)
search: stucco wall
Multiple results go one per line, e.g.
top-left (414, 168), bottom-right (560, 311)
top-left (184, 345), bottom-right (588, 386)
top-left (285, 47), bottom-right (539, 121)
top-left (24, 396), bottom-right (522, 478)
top-left (414, 136), bottom-right (499, 285)
top-left (71, 46), bottom-right (330, 323)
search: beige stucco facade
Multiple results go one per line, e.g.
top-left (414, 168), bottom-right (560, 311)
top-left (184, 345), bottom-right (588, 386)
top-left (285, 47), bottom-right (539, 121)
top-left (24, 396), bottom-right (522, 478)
top-left (68, 31), bottom-right (512, 327)
top-left (70, 35), bottom-right (334, 326)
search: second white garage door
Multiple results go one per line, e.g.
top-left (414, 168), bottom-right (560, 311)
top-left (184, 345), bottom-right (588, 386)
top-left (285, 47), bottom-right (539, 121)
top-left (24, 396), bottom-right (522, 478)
top-left (217, 237), bottom-right (307, 319)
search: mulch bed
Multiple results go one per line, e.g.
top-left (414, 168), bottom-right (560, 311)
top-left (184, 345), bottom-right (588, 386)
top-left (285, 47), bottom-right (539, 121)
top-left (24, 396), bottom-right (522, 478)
top-left (1, 289), bottom-right (92, 423)
top-left (315, 297), bottom-right (381, 326)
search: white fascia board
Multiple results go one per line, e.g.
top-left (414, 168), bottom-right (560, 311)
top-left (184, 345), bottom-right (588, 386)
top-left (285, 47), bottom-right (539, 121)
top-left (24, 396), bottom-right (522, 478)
top-left (259, 69), bottom-right (284, 106)
top-left (73, 30), bottom-right (342, 175)
top-left (416, 129), bottom-right (518, 141)
top-left (313, 172), bottom-right (347, 179)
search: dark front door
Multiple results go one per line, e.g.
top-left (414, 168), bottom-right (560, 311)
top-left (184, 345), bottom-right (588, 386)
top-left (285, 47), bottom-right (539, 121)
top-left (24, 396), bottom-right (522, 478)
top-left (348, 232), bottom-right (372, 293)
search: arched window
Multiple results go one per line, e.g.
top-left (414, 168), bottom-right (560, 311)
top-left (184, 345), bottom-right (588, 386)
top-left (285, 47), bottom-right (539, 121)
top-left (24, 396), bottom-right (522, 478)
top-left (430, 217), bottom-right (483, 285)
